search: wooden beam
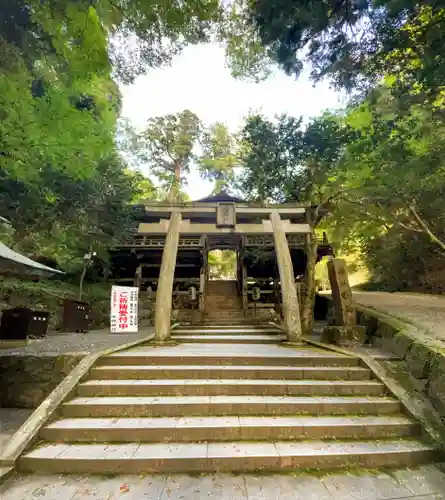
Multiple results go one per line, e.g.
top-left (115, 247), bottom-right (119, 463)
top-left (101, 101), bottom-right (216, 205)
top-left (138, 221), bottom-right (311, 235)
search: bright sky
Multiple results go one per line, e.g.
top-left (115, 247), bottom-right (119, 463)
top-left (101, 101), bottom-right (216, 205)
top-left (120, 43), bottom-right (344, 200)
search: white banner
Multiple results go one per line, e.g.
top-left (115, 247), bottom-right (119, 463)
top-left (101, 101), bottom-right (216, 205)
top-left (110, 286), bottom-right (139, 333)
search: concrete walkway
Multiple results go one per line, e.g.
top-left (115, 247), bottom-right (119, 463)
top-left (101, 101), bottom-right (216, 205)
top-left (352, 292), bottom-right (445, 343)
top-left (0, 328), bottom-right (154, 356)
top-left (2, 466), bottom-right (445, 499)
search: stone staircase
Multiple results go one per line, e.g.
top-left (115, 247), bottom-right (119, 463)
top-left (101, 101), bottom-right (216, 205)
top-left (171, 325), bottom-right (287, 344)
top-left (204, 280), bottom-right (246, 324)
top-left (19, 325), bottom-right (438, 474)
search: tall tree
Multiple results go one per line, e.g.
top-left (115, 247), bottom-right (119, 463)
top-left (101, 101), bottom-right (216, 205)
top-left (237, 112), bottom-right (354, 333)
top-left (237, 114), bottom-right (304, 203)
top-left (135, 110), bottom-right (202, 201)
top-left (199, 122), bottom-right (238, 193)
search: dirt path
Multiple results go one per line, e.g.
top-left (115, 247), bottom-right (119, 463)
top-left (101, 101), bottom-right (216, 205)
top-left (352, 291), bottom-right (445, 342)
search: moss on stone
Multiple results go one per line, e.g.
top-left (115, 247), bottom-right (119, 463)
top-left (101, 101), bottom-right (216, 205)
top-left (405, 341), bottom-right (433, 379)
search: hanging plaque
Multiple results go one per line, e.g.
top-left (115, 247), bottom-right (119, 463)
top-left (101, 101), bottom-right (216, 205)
top-left (216, 202), bottom-right (236, 228)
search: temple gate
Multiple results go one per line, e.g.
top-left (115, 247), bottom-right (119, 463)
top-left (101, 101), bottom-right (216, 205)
top-left (109, 193), bottom-right (333, 342)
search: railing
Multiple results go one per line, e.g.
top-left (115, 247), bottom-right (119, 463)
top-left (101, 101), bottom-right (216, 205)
top-left (116, 235), bottom-right (204, 248)
top-left (243, 233), bottom-right (329, 247)
top-left (117, 232), bottom-right (329, 249)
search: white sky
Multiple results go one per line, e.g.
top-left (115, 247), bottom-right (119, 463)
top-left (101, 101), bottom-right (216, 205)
top-left (120, 43), bottom-right (344, 200)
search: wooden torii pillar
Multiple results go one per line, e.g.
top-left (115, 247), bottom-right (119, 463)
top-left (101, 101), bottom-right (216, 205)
top-left (269, 211), bottom-right (303, 343)
top-left (154, 210), bottom-right (182, 343)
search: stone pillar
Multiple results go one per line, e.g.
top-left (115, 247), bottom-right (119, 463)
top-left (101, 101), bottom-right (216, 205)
top-left (324, 258), bottom-right (366, 346)
top-left (269, 211), bottom-right (302, 343)
top-left (327, 258), bottom-right (355, 326)
top-left (154, 211), bottom-right (182, 342)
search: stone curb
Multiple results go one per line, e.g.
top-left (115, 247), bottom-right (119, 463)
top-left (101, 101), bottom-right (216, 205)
top-left (0, 332), bottom-right (155, 474)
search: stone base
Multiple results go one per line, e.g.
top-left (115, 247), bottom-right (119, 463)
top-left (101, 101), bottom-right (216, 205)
top-left (149, 340), bottom-right (178, 347)
top-left (0, 339), bottom-right (28, 349)
top-left (321, 325), bottom-right (367, 347)
top-left (281, 341), bottom-right (305, 347)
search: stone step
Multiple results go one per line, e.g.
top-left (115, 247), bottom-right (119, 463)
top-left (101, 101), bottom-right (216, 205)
top-left (62, 395), bottom-right (401, 418)
top-left (203, 314), bottom-right (246, 318)
top-left (204, 306), bottom-right (244, 314)
top-left (204, 310), bottom-right (244, 314)
top-left (201, 319), bottom-right (263, 325)
top-left (40, 415), bottom-right (419, 443)
top-left (77, 379), bottom-right (386, 397)
top-left (91, 365), bottom-right (372, 381)
top-left (173, 328), bottom-right (282, 335)
top-left (101, 353), bottom-right (359, 367)
top-left (188, 324), bottom-right (277, 330)
top-left (20, 439), bottom-right (436, 474)
top-left (170, 334), bottom-right (286, 343)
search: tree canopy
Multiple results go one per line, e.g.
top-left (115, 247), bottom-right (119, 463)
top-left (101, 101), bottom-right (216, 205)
top-left (234, 82), bottom-right (445, 290)
top-left (239, 0), bottom-right (445, 98)
top-left (3, 0), bottom-right (445, 295)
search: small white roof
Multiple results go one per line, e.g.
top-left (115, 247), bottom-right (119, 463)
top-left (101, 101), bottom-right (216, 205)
top-left (0, 242), bottom-right (63, 277)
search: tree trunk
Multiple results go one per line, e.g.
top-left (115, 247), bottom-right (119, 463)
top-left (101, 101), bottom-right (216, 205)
top-left (301, 233), bottom-right (318, 336)
top-left (102, 261), bottom-right (110, 283)
top-left (408, 204), bottom-right (445, 254)
top-left (168, 163), bottom-right (182, 202)
top-left (78, 261), bottom-right (88, 301)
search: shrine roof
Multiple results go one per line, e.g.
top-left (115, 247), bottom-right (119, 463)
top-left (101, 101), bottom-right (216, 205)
top-left (194, 191), bottom-right (246, 203)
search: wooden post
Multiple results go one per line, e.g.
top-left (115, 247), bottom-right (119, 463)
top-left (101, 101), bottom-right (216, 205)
top-left (242, 260), bottom-right (248, 313)
top-left (199, 248), bottom-right (206, 314)
top-left (269, 211), bottom-right (302, 343)
top-left (134, 264), bottom-right (142, 288)
top-left (154, 211), bottom-right (182, 342)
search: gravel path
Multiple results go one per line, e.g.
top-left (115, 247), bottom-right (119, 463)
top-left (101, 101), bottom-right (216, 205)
top-left (352, 291), bottom-right (445, 342)
top-left (0, 328), bottom-right (154, 356)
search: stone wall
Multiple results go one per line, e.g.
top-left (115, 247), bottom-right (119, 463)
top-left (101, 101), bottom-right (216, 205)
top-left (0, 353), bottom-right (84, 408)
top-left (318, 294), bottom-right (445, 420)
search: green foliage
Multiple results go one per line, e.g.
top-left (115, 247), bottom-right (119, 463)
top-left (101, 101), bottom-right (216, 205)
top-left (236, 112), bottom-right (352, 207)
top-left (237, 114), bottom-right (304, 203)
top-left (217, 0), bottom-right (272, 82)
top-left (0, 0), bottom-right (156, 278)
top-left (239, 0), bottom-right (445, 99)
top-left (102, 0), bottom-right (223, 83)
top-left (208, 250), bottom-right (237, 279)
top-left (236, 83), bottom-right (445, 291)
top-left (0, 0), bottom-right (224, 84)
